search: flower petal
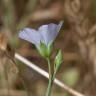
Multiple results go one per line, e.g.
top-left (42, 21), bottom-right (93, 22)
top-left (47, 21), bottom-right (63, 43)
top-left (38, 25), bottom-right (49, 45)
top-left (47, 23), bottom-right (59, 43)
top-left (19, 28), bottom-right (42, 47)
top-left (38, 21), bottom-right (63, 45)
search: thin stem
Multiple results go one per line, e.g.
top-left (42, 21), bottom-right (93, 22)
top-left (47, 58), bottom-right (51, 79)
top-left (45, 59), bottom-right (57, 96)
top-left (45, 58), bottom-right (52, 96)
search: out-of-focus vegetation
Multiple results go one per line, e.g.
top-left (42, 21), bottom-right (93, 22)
top-left (0, 0), bottom-right (96, 96)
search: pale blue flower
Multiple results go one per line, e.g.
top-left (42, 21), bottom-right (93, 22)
top-left (19, 21), bottom-right (63, 48)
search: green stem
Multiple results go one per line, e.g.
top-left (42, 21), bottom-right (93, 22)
top-left (45, 58), bottom-right (59, 96)
top-left (45, 58), bottom-right (52, 96)
top-left (47, 58), bottom-right (51, 79)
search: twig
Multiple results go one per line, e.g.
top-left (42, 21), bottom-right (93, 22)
top-left (15, 53), bottom-right (85, 96)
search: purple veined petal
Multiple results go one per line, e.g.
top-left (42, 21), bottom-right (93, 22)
top-left (47, 23), bottom-right (59, 43)
top-left (38, 21), bottom-right (64, 45)
top-left (19, 28), bottom-right (42, 48)
top-left (47, 21), bottom-right (64, 43)
top-left (39, 24), bottom-right (59, 45)
top-left (38, 25), bottom-right (49, 45)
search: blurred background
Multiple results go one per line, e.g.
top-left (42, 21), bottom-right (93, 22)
top-left (0, 0), bottom-right (96, 96)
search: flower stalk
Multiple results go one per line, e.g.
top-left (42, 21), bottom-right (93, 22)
top-left (45, 53), bottom-right (63, 96)
top-left (45, 58), bottom-right (52, 96)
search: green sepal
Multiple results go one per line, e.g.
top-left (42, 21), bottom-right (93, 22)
top-left (37, 42), bottom-right (53, 58)
top-left (37, 42), bottom-right (47, 58)
top-left (47, 42), bottom-right (53, 57)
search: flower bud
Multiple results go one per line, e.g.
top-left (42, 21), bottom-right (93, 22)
top-left (54, 49), bottom-right (63, 72)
